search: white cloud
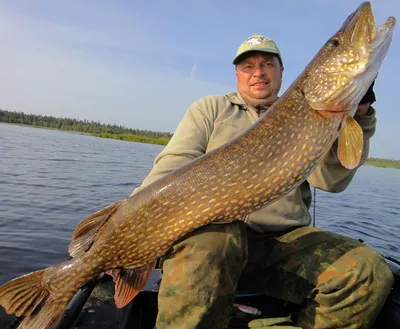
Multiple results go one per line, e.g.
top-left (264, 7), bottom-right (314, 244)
top-left (190, 63), bottom-right (197, 80)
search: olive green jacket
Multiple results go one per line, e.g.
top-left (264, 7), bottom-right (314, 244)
top-left (131, 92), bottom-right (376, 232)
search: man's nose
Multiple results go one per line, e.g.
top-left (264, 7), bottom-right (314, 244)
top-left (253, 67), bottom-right (265, 77)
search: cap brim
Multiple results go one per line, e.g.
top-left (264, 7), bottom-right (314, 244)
top-left (233, 48), bottom-right (281, 65)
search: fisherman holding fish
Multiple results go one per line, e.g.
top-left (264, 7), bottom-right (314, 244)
top-left (0, 3), bottom-right (395, 329)
top-left (130, 19), bottom-right (394, 329)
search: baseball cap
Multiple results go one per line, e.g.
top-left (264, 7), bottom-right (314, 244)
top-left (233, 35), bottom-right (283, 66)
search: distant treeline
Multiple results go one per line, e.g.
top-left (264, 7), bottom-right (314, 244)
top-left (0, 109), bottom-right (172, 139)
top-left (93, 133), bottom-right (171, 145)
top-left (364, 157), bottom-right (400, 169)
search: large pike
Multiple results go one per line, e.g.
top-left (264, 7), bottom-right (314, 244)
top-left (0, 2), bottom-right (396, 328)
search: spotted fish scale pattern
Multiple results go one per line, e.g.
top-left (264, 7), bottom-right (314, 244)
top-left (77, 89), bottom-right (343, 273)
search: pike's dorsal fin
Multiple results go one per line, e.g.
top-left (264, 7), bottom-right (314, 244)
top-left (338, 114), bottom-right (363, 169)
top-left (107, 261), bottom-right (157, 308)
top-left (68, 199), bottom-right (125, 258)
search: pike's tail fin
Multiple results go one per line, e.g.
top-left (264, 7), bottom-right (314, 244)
top-left (0, 269), bottom-right (48, 317)
top-left (0, 269), bottom-right (69, 329)
top-left (17, 299), bottom-right (68, 329)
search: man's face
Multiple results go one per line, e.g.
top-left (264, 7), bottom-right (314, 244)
top-left (236, 52), bottom-right (284, 105)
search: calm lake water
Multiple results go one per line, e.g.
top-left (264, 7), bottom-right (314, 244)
top-left (0, 123), bottom-right (399, 285)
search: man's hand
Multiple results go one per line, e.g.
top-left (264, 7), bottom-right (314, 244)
top-left (356, 81), bottom-right (376, 116)
top-left (356, 103), bottom-right (370, 116)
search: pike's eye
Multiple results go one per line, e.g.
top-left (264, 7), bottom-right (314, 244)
top-left (327, 38), bottom-right (340, 47)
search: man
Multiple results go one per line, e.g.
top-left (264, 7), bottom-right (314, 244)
top-left (131, 35), bottom-right (393, 328)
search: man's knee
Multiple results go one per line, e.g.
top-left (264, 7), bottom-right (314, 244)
top-left (318, 245), bottom-right (393, 288)
top-left (298, 246), bottom-right (394, 328)
top-left (316, 245), bottom-right (393, 316)
top-left (355, 246), bottom-right (394, 295)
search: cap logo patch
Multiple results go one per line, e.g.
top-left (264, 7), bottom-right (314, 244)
top-left (244, 36), bottom-right (266, 46)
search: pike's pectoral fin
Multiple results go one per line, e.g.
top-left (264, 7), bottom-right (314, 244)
top-left (107, 260), bottom-right (157, 308)
top-left (68, 199), bottom-right (126, 258)
top-left (338, 114), bottom-right (363, 170)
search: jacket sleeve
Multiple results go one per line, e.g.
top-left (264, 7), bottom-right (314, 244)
top-left (130, 98), bottom-right (214, 196)
top-left (307, 106), bottom-right (377, 192)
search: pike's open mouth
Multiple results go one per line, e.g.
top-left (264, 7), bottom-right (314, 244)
top-left (369, 16), bottom-right (396, 52)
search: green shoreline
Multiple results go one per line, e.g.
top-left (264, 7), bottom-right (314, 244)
top-left (0, 122), bottom-right (170, 146)
top-left (2, 122), bottom-right (399, 169)
top-left (91, 132), bottom-right (170, 145)
top-left (363, 159), bottom-right (400, 170)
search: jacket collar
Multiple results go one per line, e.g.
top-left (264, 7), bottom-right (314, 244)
top-left (226, 92), bottom-right (247, 107)
top-left (226, 92), bottom-right (277, 115)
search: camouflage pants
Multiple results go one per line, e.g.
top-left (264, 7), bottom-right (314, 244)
top-left (155, 222), bottom-right (394, 329)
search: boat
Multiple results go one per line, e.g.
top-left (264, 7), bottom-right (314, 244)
top-left (2, 251), bottom-right (399, 329)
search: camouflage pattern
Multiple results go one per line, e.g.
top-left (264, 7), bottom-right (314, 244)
top-left (155, 223), bottom-right (394, 329)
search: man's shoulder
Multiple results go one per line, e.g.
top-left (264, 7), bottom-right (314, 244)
top-left (196, 93), bottom-right (231, 105)
top-left (193, 92), bottom-right (243, 109)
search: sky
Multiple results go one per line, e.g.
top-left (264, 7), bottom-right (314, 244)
top-left (0, 0), bottom-right (399, 158)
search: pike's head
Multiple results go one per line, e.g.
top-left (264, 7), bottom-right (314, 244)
top-left (302, 1), bottom-right (396, 116)
top-left (300, 2), bottom-right (395, 170)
